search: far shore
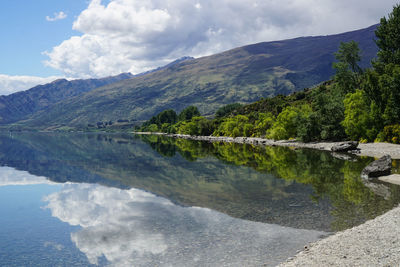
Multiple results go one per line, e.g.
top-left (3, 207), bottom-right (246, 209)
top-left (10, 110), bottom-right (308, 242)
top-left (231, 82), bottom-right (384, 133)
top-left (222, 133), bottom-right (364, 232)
top-left (134, 132), bottom-right (400, 159)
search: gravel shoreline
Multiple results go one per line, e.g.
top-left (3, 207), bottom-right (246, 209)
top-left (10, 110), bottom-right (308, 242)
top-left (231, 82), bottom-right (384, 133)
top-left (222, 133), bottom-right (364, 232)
top-left (135, 132), bottom-right (400, 159)
top-left (278, 204), bottom-right (400, 266)
top-left (135, 132), bottom-right (400, 266)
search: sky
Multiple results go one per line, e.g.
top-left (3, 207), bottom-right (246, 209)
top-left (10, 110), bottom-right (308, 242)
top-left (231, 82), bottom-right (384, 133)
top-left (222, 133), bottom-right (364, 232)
top-left (0, 0), bottom-right (398, 96)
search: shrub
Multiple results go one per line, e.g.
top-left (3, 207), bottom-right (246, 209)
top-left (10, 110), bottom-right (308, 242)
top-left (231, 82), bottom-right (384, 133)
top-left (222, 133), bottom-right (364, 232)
top-left (377, 124), bottom-right (400, 144)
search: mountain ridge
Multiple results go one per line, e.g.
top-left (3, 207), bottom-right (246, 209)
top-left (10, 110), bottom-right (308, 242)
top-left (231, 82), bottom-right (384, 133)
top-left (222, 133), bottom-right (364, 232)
top-left (0, 73), bottom-right (134, 124)
top-left (9, 24), bottom-right (379, 129)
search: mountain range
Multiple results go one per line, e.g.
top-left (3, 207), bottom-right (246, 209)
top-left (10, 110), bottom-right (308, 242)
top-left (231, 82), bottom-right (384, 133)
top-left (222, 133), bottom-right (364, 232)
top-left (4, 24), bottom-right (378, 130)
top-left (0, 73), bottom-right (133, 125)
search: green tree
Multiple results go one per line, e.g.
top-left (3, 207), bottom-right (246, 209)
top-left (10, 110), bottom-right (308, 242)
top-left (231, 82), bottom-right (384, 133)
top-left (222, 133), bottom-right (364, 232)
top-left (157, 109), bottom-right (178, 125)
top-left (215, 103), bottom-right (242, 118)
top-left (267, 105), bottom-right (312, 140)
top-left (342, 90), bottom-right (372, 141)
top-left (313, 92), bottom-right (346, 140)
top-left (375, 4), bottom-right (400, 66)
top-left (333, 41), bottom-right (362, 94)
top-left (214, 115), bottom-right (253, 137)
top-left (147, 124), bottom-right (159, 132)
top-left (253, 112), bottom-right (275, 137)
top-left (178, 106), bottom-right (201, 121)
top-left (177, 116), bottom-right (212, 136)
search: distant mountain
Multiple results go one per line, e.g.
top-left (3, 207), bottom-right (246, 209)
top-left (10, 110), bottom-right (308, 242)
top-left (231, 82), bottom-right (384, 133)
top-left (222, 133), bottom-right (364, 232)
top-left (0, 73), bottom-right (133, 125)
top-left (13, 25), bottom-right (378, 129)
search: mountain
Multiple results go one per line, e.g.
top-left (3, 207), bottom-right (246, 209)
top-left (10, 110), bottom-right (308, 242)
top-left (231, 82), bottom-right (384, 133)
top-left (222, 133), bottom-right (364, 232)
top-left (14, 25), bottom-right (378, 129)
top-left (0, 73), bottom-right (133, 125)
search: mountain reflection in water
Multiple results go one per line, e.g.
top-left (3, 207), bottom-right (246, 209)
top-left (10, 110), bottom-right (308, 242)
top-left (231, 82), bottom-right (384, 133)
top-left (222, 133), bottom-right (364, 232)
top-left (2, 132), bottom-right (400, 232)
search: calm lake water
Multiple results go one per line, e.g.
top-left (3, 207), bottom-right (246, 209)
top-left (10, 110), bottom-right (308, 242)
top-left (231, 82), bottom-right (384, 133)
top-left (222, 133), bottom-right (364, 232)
top-left (1, 132), bottom-right (400, 266)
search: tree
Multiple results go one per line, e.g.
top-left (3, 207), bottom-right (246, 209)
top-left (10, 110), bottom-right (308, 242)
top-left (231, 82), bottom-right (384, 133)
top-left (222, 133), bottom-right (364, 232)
top-left (375, 4), bottom-right (400, 66)
top-left (213, 115), bottom-right (253, 137)
top-left (267, 105), bottom-right (311, 140)
top-left (312, 92), bottom-right (346, 140)
top-left (334, 41), bottom-right (362, 73)
top-left (333, 41), bottom-right (362, 94)
top-left (253, 112), bottom-right (275, 137)
top-left (342, 90), bottom-right (375, 141)
top-left (147, 124), bottom-right (158, 132)
top-left (178, 106), bottom-right (201, 121)
top-left (215, 103), bottom-right (242, 118)
top-left (157, 109), bottom-right (178, 125)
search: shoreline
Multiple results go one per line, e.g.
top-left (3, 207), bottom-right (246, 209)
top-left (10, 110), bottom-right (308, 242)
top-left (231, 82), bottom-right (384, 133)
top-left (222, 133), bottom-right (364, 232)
top-left (136, 131), bottom-right (400, 266)
top-left (134, 132), bottom-right (400, 159)
top-left (278, 204), bottom-right (400, 266)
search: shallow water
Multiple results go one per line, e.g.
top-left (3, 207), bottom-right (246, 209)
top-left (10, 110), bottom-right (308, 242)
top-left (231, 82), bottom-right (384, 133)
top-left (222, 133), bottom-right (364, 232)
top-left (1, 132), bottom-right (399, 266)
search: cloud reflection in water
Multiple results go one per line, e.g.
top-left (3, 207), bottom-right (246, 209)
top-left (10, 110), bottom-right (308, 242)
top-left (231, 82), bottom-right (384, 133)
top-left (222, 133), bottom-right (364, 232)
top-left (44, 183), bottom-right (326, 266)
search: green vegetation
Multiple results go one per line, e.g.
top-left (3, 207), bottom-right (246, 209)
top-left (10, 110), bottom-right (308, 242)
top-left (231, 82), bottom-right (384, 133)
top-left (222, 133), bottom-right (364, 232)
top-left (138, 5), bottom-right (400, 144)
top-left (215, 103), bottom-right (242, 118)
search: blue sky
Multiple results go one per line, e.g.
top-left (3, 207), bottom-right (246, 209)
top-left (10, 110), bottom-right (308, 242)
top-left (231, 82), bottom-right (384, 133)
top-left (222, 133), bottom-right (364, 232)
top-left (0, 0), bottom-right (398, 95)
top-left (0, 0), bottom-right (89, 77)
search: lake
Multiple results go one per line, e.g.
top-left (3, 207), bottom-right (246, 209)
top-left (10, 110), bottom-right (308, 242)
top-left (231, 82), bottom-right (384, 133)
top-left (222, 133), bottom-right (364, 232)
top-left (1, 132), bottom-right (400, 266)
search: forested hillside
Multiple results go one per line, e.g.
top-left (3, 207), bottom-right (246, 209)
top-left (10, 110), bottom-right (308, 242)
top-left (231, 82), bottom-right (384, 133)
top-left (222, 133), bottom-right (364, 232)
top-left (138, 5), bottom-right (400, 144)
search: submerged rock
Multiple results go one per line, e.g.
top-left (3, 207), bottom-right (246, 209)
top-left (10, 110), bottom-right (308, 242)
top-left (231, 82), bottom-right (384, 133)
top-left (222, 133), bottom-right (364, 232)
top-left (361, 155), bottom-right (392, 180)
top-left (331, 141), bottom-right (359, 152)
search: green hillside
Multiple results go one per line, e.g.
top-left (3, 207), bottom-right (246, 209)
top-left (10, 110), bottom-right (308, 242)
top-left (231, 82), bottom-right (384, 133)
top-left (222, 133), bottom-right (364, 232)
top-left (0, 73), bottom-right (133, 125)
top-left (16, 25), bottom-right (378, 130)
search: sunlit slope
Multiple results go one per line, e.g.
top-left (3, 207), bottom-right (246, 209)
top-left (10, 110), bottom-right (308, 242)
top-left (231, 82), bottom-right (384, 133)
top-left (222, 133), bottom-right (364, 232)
top-left (21, 25), bottom-right (377, 128)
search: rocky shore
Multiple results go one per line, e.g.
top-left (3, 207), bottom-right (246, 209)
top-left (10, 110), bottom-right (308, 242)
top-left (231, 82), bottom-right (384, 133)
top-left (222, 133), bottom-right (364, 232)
top-left (135, 132), bottom-right (400, 159)
top-left (135, 132), bottom-right (400, 266)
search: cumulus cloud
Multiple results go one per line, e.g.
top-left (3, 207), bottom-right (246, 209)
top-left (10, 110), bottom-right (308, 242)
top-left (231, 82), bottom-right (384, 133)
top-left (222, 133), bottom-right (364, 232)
top-left (0, 167), bottom-right (57, 186)
top-left (46, 11), bottom-right (67, 22)
top-left (0, 74), bottom-right (61, 96)
top-left (44, 0), bottom-right (396, 78)
top-left (44, 183), bottom-right (325, 266)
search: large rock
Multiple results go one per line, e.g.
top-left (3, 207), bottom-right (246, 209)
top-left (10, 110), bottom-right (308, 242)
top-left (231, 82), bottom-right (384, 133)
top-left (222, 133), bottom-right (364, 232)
top-left (361, 155), bottom-right (392, 180)
top-left (331, 141), bottom-right (359, 152)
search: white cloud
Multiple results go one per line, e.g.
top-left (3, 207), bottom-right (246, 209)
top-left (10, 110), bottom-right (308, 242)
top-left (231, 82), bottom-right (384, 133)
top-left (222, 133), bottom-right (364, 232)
top-left (44, 0), bottom-right (397, 78)
top-left (44, 183), bottom-right (325, 266)
top-left (46, 11), bottom-right (67, 22)
top-left (0, 74), bottom-right (61, 96)
top-left (0, 167), bottom-right (57, 186)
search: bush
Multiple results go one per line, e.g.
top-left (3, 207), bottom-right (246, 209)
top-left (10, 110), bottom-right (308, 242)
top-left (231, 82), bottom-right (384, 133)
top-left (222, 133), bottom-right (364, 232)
top-left (377, 124), bottom-right (400, 144)
top-left (213, 115), bottom-right (252, 137)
